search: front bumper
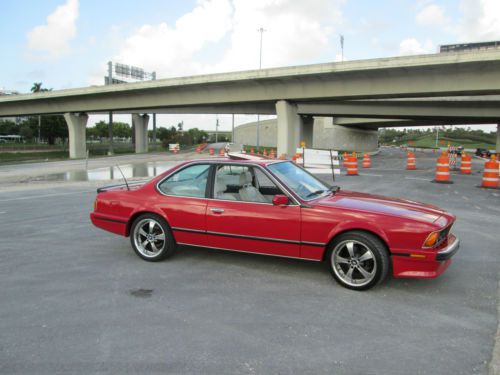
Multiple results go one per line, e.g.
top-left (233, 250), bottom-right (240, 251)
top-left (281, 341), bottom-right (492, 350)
top-left (436, 234), bottom-right (460, 261)
top-left (392, 234), bottom-right (460, 279)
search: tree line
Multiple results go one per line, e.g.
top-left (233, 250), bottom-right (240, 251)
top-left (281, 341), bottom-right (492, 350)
top-left (379, 126), bottom-right (496, 145)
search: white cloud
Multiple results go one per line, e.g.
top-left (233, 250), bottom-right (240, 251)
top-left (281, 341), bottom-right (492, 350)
top-left (110, 0), bottom-right (233, 79)
top-left (416, 4), bottom-right (448, 27)
top-left (210, 0), bottom-right (341, 72)
top-left (26, 0), bottom-right (79, 59)
top-left (457, 0), bottom-right (500, 42)
top-left (399, 38), bottom-right (434, 55)
top-left (99, 0), bottom-right (343, 83)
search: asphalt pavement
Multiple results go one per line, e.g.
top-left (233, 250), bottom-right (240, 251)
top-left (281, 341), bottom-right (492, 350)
top-left (0, 148), bottom-right (499, 374)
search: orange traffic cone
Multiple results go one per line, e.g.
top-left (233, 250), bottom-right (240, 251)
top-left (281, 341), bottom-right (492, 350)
top-left (344, 155), bottom-right (359, 176)
top-left (460, 152), bottom-right (472, 174)
top-left (434, 152), bottom-right (452, 184)
top-left (219, 148), bottom-right (225, 156)
top-left (263, 149), bottom-right (267, 157)
top-left (480, 155), bottom-right (499, 189)
top-left (269, 149), bottom-right (275, 159)
top-left (362, 153), bottom-right (371, 168)
top-left (406, 152), bottom-right (416, 170)
top-left (209, 148), bottom-right (214, 156)
top-left (250, 148), bottom-right (255, 156)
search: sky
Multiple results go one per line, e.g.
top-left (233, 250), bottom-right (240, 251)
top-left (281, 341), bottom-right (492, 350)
top-left (1, 0), bottom-right (499, 132)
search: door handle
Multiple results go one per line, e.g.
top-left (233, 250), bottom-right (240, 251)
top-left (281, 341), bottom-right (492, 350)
top-left (210, 208), bottom-right (225, 213)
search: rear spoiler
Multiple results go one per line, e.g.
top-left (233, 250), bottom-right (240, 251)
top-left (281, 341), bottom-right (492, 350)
top-left (96, 179), bottom-right (150, 193)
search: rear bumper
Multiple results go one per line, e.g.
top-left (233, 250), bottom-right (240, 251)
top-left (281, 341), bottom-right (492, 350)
top-left (90, 212), bottom-right (128, 236)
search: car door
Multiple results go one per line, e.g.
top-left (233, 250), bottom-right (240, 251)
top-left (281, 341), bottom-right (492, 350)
top-left (156, 163), bottom-right (211, 247)
top-left (206, 164), bottom-right (301, 258)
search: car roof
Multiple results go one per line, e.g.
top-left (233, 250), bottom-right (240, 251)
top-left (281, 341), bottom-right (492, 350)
top-left (187, 157), bottom-right (286, 167)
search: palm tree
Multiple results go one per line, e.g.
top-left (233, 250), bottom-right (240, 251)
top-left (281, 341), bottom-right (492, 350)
top-left (30, 82), bottom-right (43, 93)
top-left (31, 83), bottom-right (49, 143)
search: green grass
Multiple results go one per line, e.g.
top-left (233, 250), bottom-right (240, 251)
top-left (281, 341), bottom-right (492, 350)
top-left (387, 133), bottom-right (495, 149)
top-left (0, 151), bottom-right (69, 164)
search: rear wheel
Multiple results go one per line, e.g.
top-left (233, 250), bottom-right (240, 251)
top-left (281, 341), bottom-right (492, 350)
top-left (327, 231), bottom-right (389, 291)
top-left (130, 214), bottom-right (176, 261)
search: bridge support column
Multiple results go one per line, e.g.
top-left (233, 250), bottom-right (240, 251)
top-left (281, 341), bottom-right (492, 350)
top-left (276, 100), bottom-right (303, 158)
top-left (64, 113), bottom-right (88, 159)
top-left (133, 114), bottom-right (149, 153)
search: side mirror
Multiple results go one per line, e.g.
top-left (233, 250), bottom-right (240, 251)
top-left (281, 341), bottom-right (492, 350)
top-left (272, 194), bottom-right (289, 206)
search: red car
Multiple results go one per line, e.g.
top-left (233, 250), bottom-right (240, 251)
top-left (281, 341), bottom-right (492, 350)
top-left (90, 159), bottom-right (459, 290)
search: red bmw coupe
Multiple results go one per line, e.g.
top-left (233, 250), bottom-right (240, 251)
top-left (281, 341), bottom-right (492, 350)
top-left (90, 158), bottom-right (459, 290)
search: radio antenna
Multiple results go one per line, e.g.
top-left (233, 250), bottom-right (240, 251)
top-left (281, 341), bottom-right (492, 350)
top-left (116, 165), bottom-right (130, 190)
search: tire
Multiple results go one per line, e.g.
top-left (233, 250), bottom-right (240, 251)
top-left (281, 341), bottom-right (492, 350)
top-left (130, 214), bottom-right (176, 262)
top-left (327, 231), bottom-right (389, 291)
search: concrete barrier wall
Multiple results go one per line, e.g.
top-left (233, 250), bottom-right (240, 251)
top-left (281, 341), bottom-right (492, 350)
top-left (234, 117), bottom-right (378, 152)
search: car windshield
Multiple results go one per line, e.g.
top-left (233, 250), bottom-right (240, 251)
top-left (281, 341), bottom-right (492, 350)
top-left (268, 161), bottom-right (331, 201)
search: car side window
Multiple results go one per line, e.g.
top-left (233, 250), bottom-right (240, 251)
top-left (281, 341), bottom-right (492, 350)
top-left (214, 165), bottom-right (283, 204)
top-left (158, 164), bottom-right (210, 198)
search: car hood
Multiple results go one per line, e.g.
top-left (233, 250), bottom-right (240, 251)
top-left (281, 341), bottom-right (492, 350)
top-left (314, 190), bottom-right (447, 224)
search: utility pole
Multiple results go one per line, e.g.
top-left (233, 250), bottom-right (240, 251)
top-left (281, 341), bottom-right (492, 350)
top-left (232, 114), bottom-right (235, 143)
top-left (340, 34), bottom-right (344, 62)
top-left (107, 61), bottom-right (114, 155)
top-left (215, 116), bottom-right (219, 143)
top-left (256, 27), bottom-right (266, 149)
top-left (152, 71), bottom-right (157, 151)
top-left (435, 126), bottom-right (439, 148)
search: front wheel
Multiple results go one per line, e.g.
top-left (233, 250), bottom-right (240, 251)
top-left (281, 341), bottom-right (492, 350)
top-left (130, 214), bottom-right (176, 261)
top-left (327, 231), bottom-right (389, 291)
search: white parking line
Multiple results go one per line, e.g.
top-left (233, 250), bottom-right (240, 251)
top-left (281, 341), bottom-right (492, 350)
top-left (0, 211), bottom-right (5, 214)
top-left (0, 190), bottom-right (94, 202)
top-left (361, 173), bottom-right (383, 177)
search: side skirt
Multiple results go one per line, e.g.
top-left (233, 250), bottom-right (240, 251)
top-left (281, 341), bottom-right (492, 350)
top-left (176, 242), bottom-right (322, 262)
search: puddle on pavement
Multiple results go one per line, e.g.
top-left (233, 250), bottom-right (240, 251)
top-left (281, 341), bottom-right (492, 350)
top-left (25, 161), bottom-right (179, 182)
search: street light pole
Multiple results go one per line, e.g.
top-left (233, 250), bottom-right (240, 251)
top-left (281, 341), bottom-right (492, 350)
top-left (340, 34), bottom-right (344, 62)
top-left (256, 27), bottom-right (266, 150)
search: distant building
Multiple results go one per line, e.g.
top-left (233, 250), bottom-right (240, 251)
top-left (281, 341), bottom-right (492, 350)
top-left (440, 41), bottom-right (500, 53)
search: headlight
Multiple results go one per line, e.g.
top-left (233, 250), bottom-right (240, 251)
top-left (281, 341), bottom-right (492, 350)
top-left (423, 231), bottom-right (440, 248)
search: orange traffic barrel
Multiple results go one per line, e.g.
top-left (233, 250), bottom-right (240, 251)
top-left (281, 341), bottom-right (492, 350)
top-left (460, 152), bottom-right (472, 174)
top-left (269, 149), bottom-right (275, 159)
top-left (406, 152), bottom-right (416, 170)
top-left (209, 148), bottom-right (214, 156)
top-left (250, 148), bottom-right (255, 156)
top-left (279, 153), bottom-right (286, 160)
top-left (262, 149), bottom-right (267, 157)
top-left (480, 155), bottom-right (499, 189)
top-left (433, 152), bottom-right (452, 184)
top-left (362, 153), bottom-right (371, 168)
top-left (344, 155), bottom-right (359, 176)
top-left (219, 148), bottom-right (225, 156)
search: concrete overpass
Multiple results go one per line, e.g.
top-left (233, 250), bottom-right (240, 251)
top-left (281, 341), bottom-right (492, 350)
top-left (1, 50), bottom-right (500, 157)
